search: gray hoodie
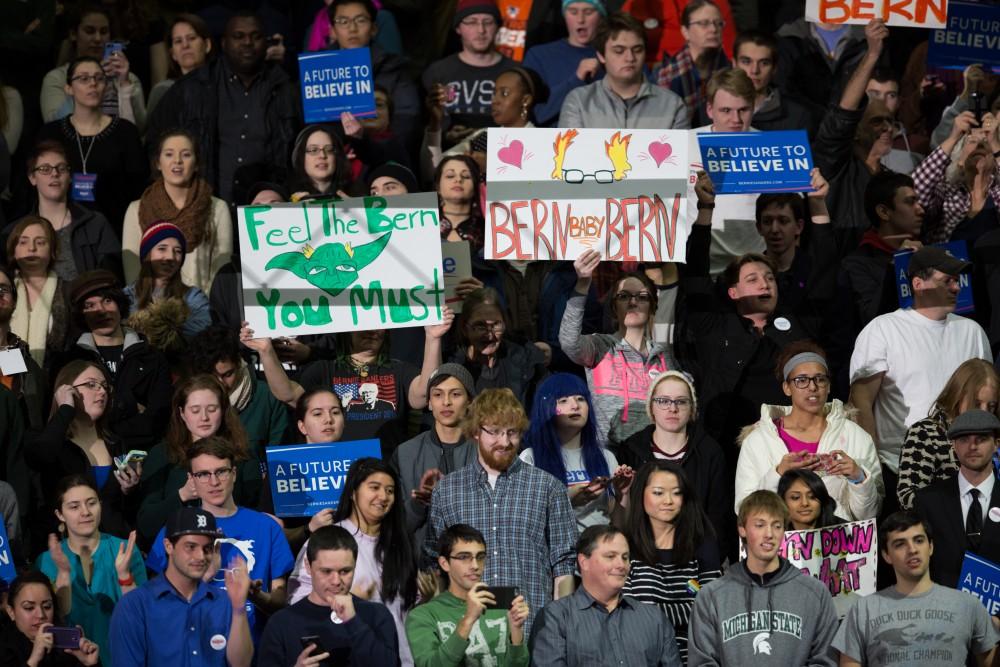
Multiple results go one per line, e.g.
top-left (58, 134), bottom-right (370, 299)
top-left (688, 559), bottom-right (838, 666)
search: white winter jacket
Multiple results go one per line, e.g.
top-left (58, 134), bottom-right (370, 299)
top-left (734, 399), bottom-right (884, 520)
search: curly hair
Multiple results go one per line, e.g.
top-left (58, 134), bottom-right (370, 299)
top-left (462, 388), bottom-right (529, 440)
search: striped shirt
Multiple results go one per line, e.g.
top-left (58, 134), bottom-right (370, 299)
top-left (623, 542), bottom-right (722, 663)
top-left (531, 587), bottom-right (683, 666)
top-left (423, 457), bottom-right (577, 636)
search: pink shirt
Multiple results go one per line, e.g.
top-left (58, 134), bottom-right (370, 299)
top-left (775, 419), bottom-right (819, 455)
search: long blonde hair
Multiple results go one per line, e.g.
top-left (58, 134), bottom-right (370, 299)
top-left (932, 358), bottom-right (1000, 421)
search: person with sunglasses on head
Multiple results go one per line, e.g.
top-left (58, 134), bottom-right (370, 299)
top-left (145, 436), bottom-right (294, 642)
top-left (26, 360), bottom-right (137, 540)
top-left (735, 341), bottom-right (883, 522)
top-left (562, 254), bottom-right (671, 447)
top-left (406, 523), bottom-right (529, 667)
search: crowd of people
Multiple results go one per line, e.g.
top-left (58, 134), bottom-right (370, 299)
top-left (0, 0), bottom-right (997, 665)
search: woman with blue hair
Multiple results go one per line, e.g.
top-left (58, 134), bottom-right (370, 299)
top-left (520, 373), bottom-right (633, 531)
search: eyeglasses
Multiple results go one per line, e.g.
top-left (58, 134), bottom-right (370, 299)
top-left (73, 380), bottom-right (110, 393)
top-left (481, 426), bottom-right (520, 441)
top-left (460, 18), bottom-right (497, 28)
top-left (562, 168), bottom-right (614, 184)
top-left (469, 321), bottom-right (505, 336)
top-left (688, 19), bottom-right (726, 28)
top-left (651, 397), bottom-right (692, 410)
top-left (71, 73), bottom-right (107, 85)
top-left (33, 164), bottom-right (72, 176)
top-left (333, 16), bottom-right (372, 27)
top-left (305, 145), bottom-right (336, 157)
top-left (448, 552), bottom-right (487, 563)
top-left (788, 374), bottom-right (831, 389)
top-left (191, 467), bottom-right (235, 483)
top-left (614, 291), bottom-right (652, 304)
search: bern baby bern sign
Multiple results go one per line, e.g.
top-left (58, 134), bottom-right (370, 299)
top-left (239, 193), bottom-right (445, 337)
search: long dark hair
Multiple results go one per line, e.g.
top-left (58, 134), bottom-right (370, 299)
top-left (7, 571), bottom-right (62, 625)
top-left (332, 458), bottom-right (416, 609)
top-left (165, 375), bottom-right (249, 465)
top-left (289, 125), bottom-right (350, 196)
top-left (524, 373), bottom-right (608, 487)
top-left (625, 461), bottom-right (714, 565)
top-left (777, 469), bottom-right (841, 529)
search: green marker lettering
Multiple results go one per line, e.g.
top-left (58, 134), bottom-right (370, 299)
top-left (364, 196), bottom-right (392, 233)
top-left (350, 281), bottom-right (384, 325)
top-left (256, 288), bottom-right (281, 329)
top-left (244, 206), bottom-right (271, 251)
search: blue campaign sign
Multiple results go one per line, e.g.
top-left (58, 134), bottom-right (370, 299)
top-left (298, 48), bottom-right (376, 123)
top-left (928, 2), bottom-right (1000, 70)
top-left (697, 130), bottom-right (813, 194)
top-left (960, 552), bottom-right (1000, 615)
top-left (265, 439), bottom-right (381, 517)
top-left (894, 240), bottom-right (973, 314)
top-left (0, 521), bottom-right (15, 584)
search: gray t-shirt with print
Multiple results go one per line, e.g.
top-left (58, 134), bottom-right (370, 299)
top-left (832, 583), bottom-right (999, 666)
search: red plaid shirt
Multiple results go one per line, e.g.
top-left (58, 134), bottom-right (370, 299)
top-left (913, 146), bottom-right (1000, 242)
top-left (654, 45), bottom-right (729, 124)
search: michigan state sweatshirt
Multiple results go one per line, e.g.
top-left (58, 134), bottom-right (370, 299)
top-left (405, 592), bottom-right (529, 667)
top-left (687, 558), bottom-right (838, 666)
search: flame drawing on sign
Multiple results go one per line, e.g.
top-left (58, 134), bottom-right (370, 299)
top-left (551, 129), bottom-right (579, 179)
top-left (605, 131), bottom-right (632, 180)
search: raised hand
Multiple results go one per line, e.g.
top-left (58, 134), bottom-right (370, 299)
top-left (224, 556), bottom-right (251, 610)
top-left (425, 306), bottom-right (455, 339)
top-left (114, 531), bottom-right (137, 581)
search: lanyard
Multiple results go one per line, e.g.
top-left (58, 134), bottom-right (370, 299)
top-left (74, 131), bottom-right (96, 175)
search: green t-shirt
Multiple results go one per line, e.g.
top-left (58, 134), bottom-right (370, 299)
top-left (405, 591), bottom-right (529, 667)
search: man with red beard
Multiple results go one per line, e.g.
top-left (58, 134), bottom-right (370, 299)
top-left (423, 387), bottom-right (576, 636)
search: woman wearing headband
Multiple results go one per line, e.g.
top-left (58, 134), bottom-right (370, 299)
top-left (735, 341), bottom-right (883, 521)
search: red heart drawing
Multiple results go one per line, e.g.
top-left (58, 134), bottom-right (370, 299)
top-left (648, 141), bottom-right (672, 167)
top-left (497, 140), bottom-right (525, 169)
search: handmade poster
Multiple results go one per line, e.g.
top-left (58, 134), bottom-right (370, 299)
top-left (894, 240), bottom-right (972, 314)
top-left (485, 127), bottom-right (690, 263)
top-left (697, 130), bottom-right (814, 194)
top-left (0, 522), bottom-right (14, 584)
top-left (806, 0), bottom-right (947, 28)
top-left (928, 2), bottom-right (1000, 69)
top-left (740, 519), bottom-right (877, 616)
top-left (265, 440), bottom-right (382, 517)
top-left (238, 194), bottom-right (445, 338)
top-left (442, 241), bottom-right (473, 313)
top-left (959, 552), bottom-right (1000, 614)
top-left (298, 48), bottom-right (376, 123)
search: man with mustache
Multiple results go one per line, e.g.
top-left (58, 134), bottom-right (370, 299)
top-left (423, 388), bottom-right (577, 636)
top-left (851, 247), bottom-right (990, 518)
top-left (531, 525), bottom-right (682, 666)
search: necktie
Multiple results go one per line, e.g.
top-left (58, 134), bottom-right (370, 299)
top-left (967, 488), bottom-right (983, 551)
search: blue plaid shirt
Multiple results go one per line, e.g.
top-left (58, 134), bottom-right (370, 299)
top-left (424, 457), bottom-right (577, 635)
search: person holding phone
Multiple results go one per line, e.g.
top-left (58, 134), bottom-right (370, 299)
top-left (916, 107), bottom-right (1000, 244)
top-left (521, 373), bottom-right (632, 532)
top-left (258, 525), bottom-right (398, 667)
top-left (406, 523), bottom-right (529, 667)
top-left (26, 360), bottom-right (138, 541)
top-left (735, 341), bottom-right (883, 522)
top-left (36, 476), bottom-right (145, 666)
top-left (0, 570), bottom-right (100, 666)
top-left (288, 458), bottom-right (415, 666)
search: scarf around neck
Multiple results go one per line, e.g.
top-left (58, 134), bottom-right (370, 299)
top-left (229, 359), bottom-right (255, 412)
top-left (138, 178), bottom-right (214, 250)
top-left (11, 272), bottom-right (59, 367)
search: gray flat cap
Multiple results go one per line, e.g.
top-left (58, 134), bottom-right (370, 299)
top-left (947, 409), bottom-right (1000, 439)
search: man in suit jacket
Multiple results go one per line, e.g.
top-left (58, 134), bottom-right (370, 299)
top-left (914, 409), bottom-right (1000, 588)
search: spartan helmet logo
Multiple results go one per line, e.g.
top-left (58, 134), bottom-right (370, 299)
top-left (752, 632), bottom-right (773, 656)
top-left (196, 514), bottom-right (207, 528)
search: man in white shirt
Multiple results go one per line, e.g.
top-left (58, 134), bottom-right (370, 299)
top-left (687, 68), bottom-right (765, 275)
top-left (850, 246), bottom-right (990, 514)
top-left (913, 410), bottom-right (1000, 588)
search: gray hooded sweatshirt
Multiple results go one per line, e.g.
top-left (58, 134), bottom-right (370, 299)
top-left (688, 559), bottom-right (838, 666)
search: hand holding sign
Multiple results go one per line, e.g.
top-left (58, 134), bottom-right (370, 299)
top-left (864, 18), bottom-right (889, 58)
top-left (573, 249), bottom-right (602, 291)
top-left (341, 111), bottom-right (363, 139)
